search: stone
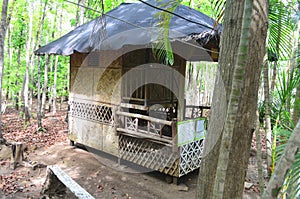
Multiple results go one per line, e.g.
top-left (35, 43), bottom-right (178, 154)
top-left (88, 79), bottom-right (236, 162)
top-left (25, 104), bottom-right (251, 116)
top-left (174, 183), bottom-right (189, 192)
top-left (244, 182), bottom-right (254, 190)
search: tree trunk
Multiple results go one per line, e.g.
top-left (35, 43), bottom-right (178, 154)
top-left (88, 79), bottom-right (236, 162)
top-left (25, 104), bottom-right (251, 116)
top-left (23, 0), bottom-right (34, 123)
top-left (41, 54), bottom-right (50, 116)
top-left (293, 85), bottom-right (300, 125)
top-left (48, 55), bottom-right (53, 113)
top-left (79, 0), bottom-right (86, 25)
top-left (10, 142), bottom-right (26, 169)
top-left (270, 61), bottom-right (277, 93)
top-left (52, 5), bottom-right (63, 115)
top-left (75, 0), bottom-right (81, 27)
top-left (4, 0), bottom-right (14, 101)
top-left (5, 25), bottom-right (10, 100)
top-left (15, 42), bottom-right (22, 111)
top-left (0, 0), bottom-right (10, 142)
top-left (262, 119), bottom-right (300, 198)
top-left (196, 0), bottom-right (268, 198)
top-left (255, 111), bottom-right (264, 194)
top-left (212, 0), bottom-right (253, 197)
top-left (36, 0), bottom-right (49, 129)
top-left (53, 55), bottom-right (58, 115)
top-left (37, 56), bottom-right (42, 129)
top-left (263, 59), bottom-right (272, 176)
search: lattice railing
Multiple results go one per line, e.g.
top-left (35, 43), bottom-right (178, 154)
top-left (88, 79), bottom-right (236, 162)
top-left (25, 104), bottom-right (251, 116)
top-left (179, 139), bottom-right (204, 176)
top-left (184, 105), bottom-right (211, 119)
top-left (116, 111), bottom-right (176, 146)
top-left (119, 134), bottom-right (179, 176)
top-left (69, 100), bottom-right (114, 125)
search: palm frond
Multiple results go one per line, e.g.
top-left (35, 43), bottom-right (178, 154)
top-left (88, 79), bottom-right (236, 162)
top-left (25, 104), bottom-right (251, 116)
top-left (268, 0), bottom-right (295, 61)
top-left (152, 0), bottom-right (181, 65)
top-left (271, 70), bottom-right (300, 128)
top-left (211, 0), bottom-right (226, 23)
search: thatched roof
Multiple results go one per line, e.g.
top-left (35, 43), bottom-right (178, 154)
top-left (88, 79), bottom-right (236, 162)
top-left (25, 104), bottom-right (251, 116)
top-left (35, 0), bottom-right (221, 61)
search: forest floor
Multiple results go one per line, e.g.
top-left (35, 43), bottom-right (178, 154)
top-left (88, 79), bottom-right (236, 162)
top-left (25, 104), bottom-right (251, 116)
top-left (0, 103), bottom-right (265, 199)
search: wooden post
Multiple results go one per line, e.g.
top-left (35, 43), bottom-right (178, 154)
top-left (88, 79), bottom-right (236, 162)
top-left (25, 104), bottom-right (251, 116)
top-left (172, 120), bottom-right (178, 153)
top-left (160, 124), bottom-right (162, 138)
top-left (125, 115), bottom-right (128, 130)
top-left (183, 99), bottom-right (186, 120)
top-left (135, 118), bottom-right (138, 132)
top-left (147, 121), bottom-right (150, 134)
top-left (114, 107), bottom-right (119, 136)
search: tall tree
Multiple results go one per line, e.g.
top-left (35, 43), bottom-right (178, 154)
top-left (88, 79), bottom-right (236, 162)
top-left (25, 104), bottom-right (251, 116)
top-left (264, 57), bottom-right (273, 175)
top-left (212, 0), bottom-right (254, 197)
top-left (52, 3), bottom-right (63, 115)
top-left (196, 0), bottom-right (268, 198)
top-left (37, 0), bottom-right (49, 129)
top-left (41, 53), bottom-right (50, 116)
top-left (23, 0), bottom-right (34, 123)
top-left (0, 0), bottom-right (10, 143)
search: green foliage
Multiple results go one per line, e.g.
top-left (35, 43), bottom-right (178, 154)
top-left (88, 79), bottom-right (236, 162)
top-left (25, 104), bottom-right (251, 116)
top-left (152, 0), bottom-right (182, 65)
top-left (271, 68), bottom-right (300, 198)
top-left (268, 0), bottom-right (295, 61)
top-left (275, 126), bottom-right (300, 198)
top-left (271, 69), bottom-right (300, 128)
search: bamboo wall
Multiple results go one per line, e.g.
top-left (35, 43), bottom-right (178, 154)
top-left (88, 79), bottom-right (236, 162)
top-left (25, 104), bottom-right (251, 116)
top-left (69, 51), bottom-right (123, 156)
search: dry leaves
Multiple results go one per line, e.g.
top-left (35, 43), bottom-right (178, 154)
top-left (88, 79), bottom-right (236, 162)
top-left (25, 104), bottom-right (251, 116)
top-left (0, 107), bottom-right (68, 195)
top-left (0, 171), bottom-right (33, 195)
top-left (2, 108), bottom-right (68, 149)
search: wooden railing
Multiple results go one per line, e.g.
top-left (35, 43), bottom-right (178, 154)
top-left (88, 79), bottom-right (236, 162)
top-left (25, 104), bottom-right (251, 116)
top-left (184, 105), bottom-right (211, 120)
top-left (115, 111), bottom-right (177, 147)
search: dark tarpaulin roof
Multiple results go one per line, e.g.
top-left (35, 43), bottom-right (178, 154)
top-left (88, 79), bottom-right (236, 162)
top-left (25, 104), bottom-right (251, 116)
top-left (35, 0), bottom-right (221, 60)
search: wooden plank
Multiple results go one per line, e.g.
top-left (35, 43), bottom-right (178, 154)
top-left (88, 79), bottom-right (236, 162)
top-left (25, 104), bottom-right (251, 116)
top-left (47, 165), bottom-right (94, 199)
top-left (116, 111), bottom-right (172, 126)
top-left (122, 97), bottom-right (145, 102)
top-left (185, 105), bottom-right (211, 109)
top-left (120, 103), bottom-right (149, 111)
top-left (117, 128), bottom-right (173, 146)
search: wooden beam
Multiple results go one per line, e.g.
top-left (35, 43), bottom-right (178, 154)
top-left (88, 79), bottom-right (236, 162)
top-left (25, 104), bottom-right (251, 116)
top-left (116, 111), bottom-right (172, 126)
top-left (120, 103), bottom-right (149, 111)
top-left (42, 165), bottom-right (95, 199)
top-left (117, 128), bottom-right (173, 146)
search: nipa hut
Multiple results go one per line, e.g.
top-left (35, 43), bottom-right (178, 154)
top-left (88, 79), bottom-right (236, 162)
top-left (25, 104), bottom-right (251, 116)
top-left (35, 0), bottom-right (222, 181)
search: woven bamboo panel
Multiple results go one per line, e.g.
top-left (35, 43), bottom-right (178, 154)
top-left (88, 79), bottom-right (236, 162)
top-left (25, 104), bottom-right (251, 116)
top-left (71, 68), bottom-right (94, 96)
top-left (68, 115), bottom-right (119, 156)
top-left (69, 117), bottom-right (104, 150)
top-left (70, 52), bottom-right (88, 67)
top-left (179, 139), bottom-right (204, 176)
top-left (68, 100), bottom-right (119, 156)
top-left (70, 67), bottom-right (78, 93)
top-left (94, 68), bottom-right (121, 104)
top-left (102, 125), bottom-right (119, 156)
top-left (119, 134), bottom-right (180, 177)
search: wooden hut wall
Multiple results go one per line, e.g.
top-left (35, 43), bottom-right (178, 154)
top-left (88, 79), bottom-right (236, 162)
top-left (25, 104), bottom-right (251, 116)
top-left (68, 51), bottom-right (123, 156)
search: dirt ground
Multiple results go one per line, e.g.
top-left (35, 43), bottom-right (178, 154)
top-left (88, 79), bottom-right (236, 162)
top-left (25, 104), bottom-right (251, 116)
top-left (0, 106), bottom-right (263, 199)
